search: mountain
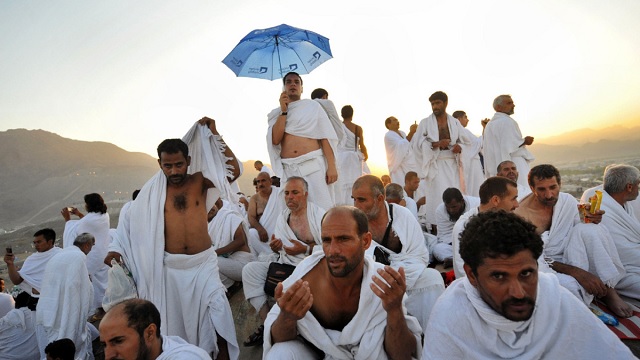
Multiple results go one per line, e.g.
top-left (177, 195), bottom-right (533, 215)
top-left (537, 124), bottom-right (640, 146)
top-left (0, 129), bottom-right (158, 229)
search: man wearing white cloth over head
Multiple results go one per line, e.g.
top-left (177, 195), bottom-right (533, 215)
top-left (411, 91), bottom-right (472, 229)
top-left (483, 94), bottom-right (535, 188)
top-left (597, 164), bottom-right (640, 300)
top-left (515, 164), bottom-right (631, 317)
top-left (264, 206), bottom-right (422, 360)
top-left (267, 72), bottom-right (339, 211)
top-left (423, 211), bottom-right (634, 359)
top-left (100, 299), bottom-right (210, 360)
top-left (36, 233), bottom-right (96, 360)
top-left (105, 117), bottom-right (241, 359)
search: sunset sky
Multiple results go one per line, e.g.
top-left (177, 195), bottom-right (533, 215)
top-left (1, 0), bottom-right (639, 175)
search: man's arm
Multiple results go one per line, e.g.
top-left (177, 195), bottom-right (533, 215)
top-left (199, 117), bottom-right (241, 181)
top-left (215, 225), bottom-right (248, 256)
top-left (551, 261), bottom-right (608, 298)
top-left (270, 280), bottom-right (313, 344)
top-left (320, 139), bottom-right (338, 184)
top-left (247, 196), bottom-right (269, 242)
top-left (370, 266), bottom-right (417, 360)
top-left (4, 254), bottom-right (23, 285)
top-left (357, 127), bottom-right (369, 161)
top-left (272, 92), bottom-right (289, 145)
top-left (406, 123), bottom-right (418, 141)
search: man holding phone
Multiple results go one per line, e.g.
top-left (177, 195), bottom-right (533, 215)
top-left (4, 228), bottom-right (61, 307)
top-left (266, 72), bottom-right (339, 211)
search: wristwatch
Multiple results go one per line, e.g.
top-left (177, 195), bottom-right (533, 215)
top-left (281, 111), bottom-right (288, 116)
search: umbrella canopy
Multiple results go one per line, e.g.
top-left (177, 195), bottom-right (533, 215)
top-left (222, 24), bottom-right (333, 81)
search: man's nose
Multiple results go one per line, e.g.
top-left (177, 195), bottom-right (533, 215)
top-left (508, 280), bottom-right (526, 299)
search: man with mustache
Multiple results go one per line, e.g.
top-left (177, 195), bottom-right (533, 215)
top-left (242, 177), bottom-right (325, 347)
top-left (423, 211), bottom-right (634, 359)
top-left (105, 118), bottom-right (241, 359)
top-left (264, 206), bottom-right (422, 359)
top-left (496, 160), bottom-right (531, 201)
top-left (515, 164), bottom-right (632, 318)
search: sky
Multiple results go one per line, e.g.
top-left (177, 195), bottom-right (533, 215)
top-left (2, 0), bottom-right (639, 175)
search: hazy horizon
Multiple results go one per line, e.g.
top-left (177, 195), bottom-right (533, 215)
top-left (2, 0), bottom-right (640, 173)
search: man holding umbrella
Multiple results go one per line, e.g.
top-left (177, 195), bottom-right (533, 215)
top-left (267, 72), bottom-right (339, 211)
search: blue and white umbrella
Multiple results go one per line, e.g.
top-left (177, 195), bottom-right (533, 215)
top-left (222, 24), bottom-right (333, 81)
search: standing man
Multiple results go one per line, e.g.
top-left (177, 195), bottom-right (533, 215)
top-left (483, 94), bottom-right (535, 188)
top-left (105, 118), bottom-right (241, 359)
top-left (254, 160), bottom-right (275, 177)
top-left (452, 110), bottom-right (484, 197)
top-left (4, 228), bottom-right (61, 308)
top-left (247, 172), bottom-right (282, 256)
top-left (334, 104), bottom-right (370, 205)
top-left (411, 91), bottom-right (471, 229)
top-left (263, 206), bottom-right (422, 359)
top-left (384, 116), bottom-right (419, 185)
top-left (423, 211), bottom-right (634, 359)
top-left (267, 72), bottom-right (338, 211)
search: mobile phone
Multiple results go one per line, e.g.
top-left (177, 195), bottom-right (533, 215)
top-left (6, 247), bottom-right (12, 254)
top-left (67, 207), bottom-right (74, 212)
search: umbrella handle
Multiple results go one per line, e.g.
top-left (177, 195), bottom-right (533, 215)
top-left (275, 35), bottom-right (282, 78)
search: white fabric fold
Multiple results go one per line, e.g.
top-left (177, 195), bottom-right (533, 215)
top-left (384, 130), bottom-right (417, 184)
top-left (16, 246), bottom-right (61, 295)
top-left (274, 202), bottom-right (325, 265)
top-left (0, 308), bottom-right (39, 360)
top-left (157, 335), bottom-right (211, 360)
top-left (263, 251), bottom-right (422, 360)
top-left (36, 246), bottom-right (94, 360)
top-left (458, 128), bottom-right (484, 196)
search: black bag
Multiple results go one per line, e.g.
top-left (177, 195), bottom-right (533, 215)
top-left (264, 262), bottom-right (296, 297)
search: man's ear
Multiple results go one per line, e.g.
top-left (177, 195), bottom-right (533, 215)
top-left (464, 264), bottom-right (478, 286)
top-left (145, 323), bottom-right (158, 343)
top-left (186, 155), bottom-right (191, 167)
top-left (362, 231), bottom-right (373, 250)
top-left (157, 159), bottom-right (162, 169)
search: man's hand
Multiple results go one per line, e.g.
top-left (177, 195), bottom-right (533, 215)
top-left (104, 252), bottom-right (122, 267)
top-left (416, 196), bottom-right (426, 207)
top-left (258, 228), bottom-right (269, 242)
top-left (451, 144), bottom-right (462, 154)
top-left (270, 235), bottom-right (283, 253)
top-left (283, 240), bottom-right (308, 256)
top-left (198, 116), bottom-right (219, 135)
top-left (409, 122), bottom-right (418, 133)
top-left (274, 280), bottom-right (313, 321)
top-left (4, 253), bottom-right (15, 266)
top-left (370, 266), bottom-right (406, 312)
top-left (523, 136), bottom-right (534, 146)
top-left (279, 92), bottom-right (289, 112)
top-left (573, 267), bottom-right (608, 298)
top-left (584, 207), bottom-right (605, 225)
top-left (433, 139), bottom-right (451, 150)
top-left (60, 207), bottom-right (72, 221)
top-left (326, 164), bottom-right (338, 184)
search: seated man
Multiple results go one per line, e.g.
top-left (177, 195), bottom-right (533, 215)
top-left (242, 176), bottom-right (325, 347)
top-left (352, 175), bottom-right (444, 332)
top-left (207, 198), bottom-right (255, 291)
top-left (247, 172), bottom-right (282, 256)
top-left (433, 188), bottom-right (479, 266)
top-left (515, 164), bottom-right (630, 317)
top-left (100, 299), bottom-right (210, 360)
top-left (264, 206), bottom-right (422, 359)
top-left (36, 233), bottom-right (96, 360)
top-left (597, 164), bottom-right (640, 299)
top-left (384, 182), bottom-right (418, 220)
top-left (423, 211), bottom-right (634, 359)
top-left (0, 292), bottom-right (40, 360)
top-left (496, 160), bottom-right (531, 201)
top-left (452, 177), bottom-right (520, 278)
top-left (3, 228), bottom-right (61, 308)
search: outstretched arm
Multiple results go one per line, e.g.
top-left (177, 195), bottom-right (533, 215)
top-left (199, 117), bottom-right (241, 181)
top-left (215, 225), bottom-right (248, 256)
top-left (270, 280), bottom-right (313, 344)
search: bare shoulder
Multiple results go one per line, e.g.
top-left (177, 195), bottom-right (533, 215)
top-left (302, 259), bottom-right (325, 285)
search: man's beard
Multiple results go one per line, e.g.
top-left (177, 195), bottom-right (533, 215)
top-left (167, 174), bottom-right (186, 185)
top-left (539, 196), bottom-right (558, 207)
top-left (326, 252), bottom-right (363, 277)
top-left (501, 296), bottom-right (536, 322)
top-left (135, 335), bottom-right (151, 360)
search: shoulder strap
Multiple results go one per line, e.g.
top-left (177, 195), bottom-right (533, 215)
top-left (381, 203), bottom-right (394, 247)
